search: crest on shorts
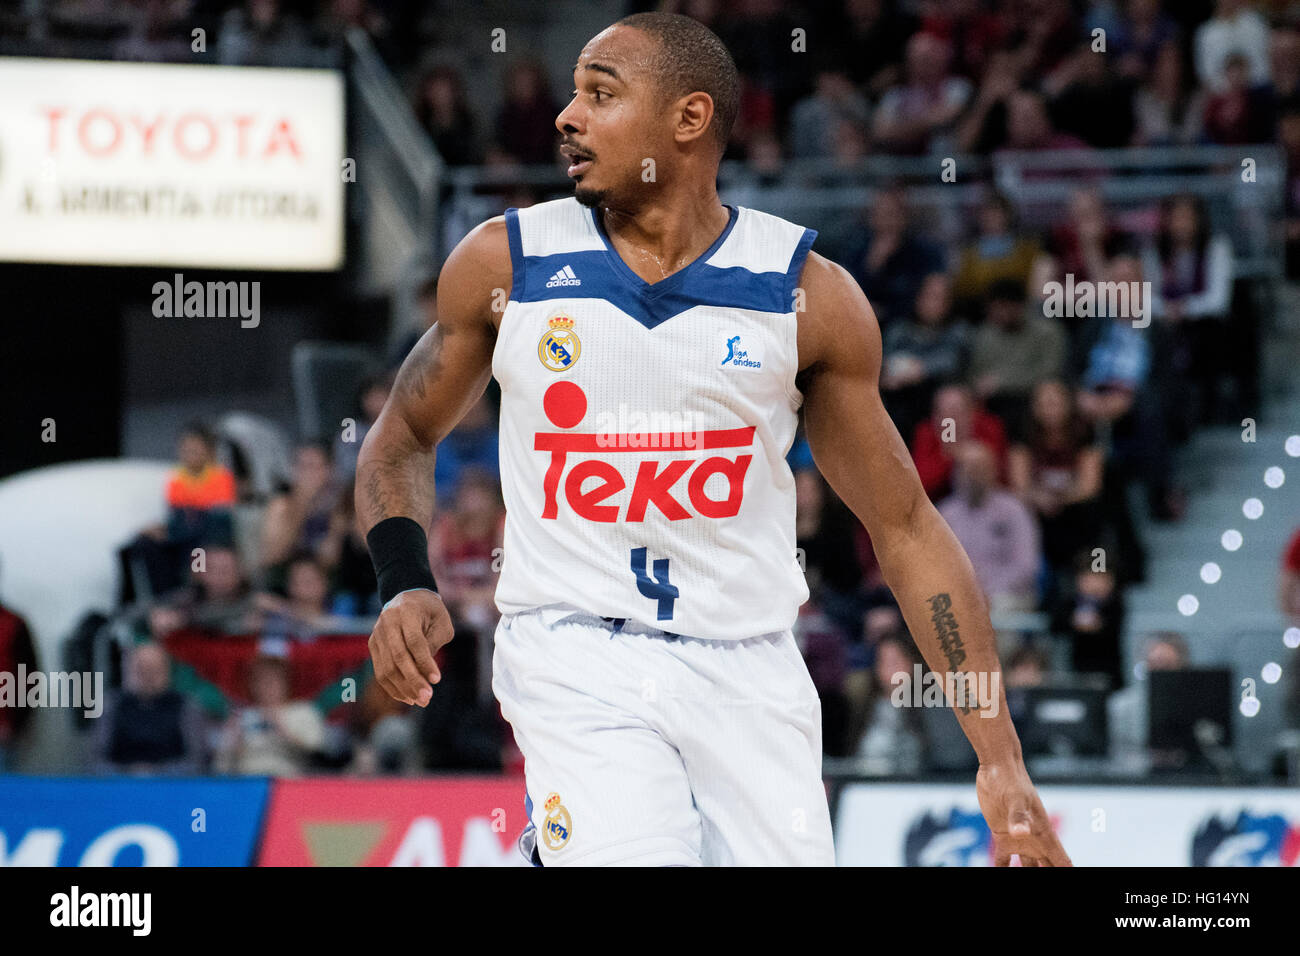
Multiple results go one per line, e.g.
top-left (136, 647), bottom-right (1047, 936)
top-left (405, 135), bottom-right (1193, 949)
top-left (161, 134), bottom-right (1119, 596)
top-left (538, 312), bottom-right (581, 372)
top-left (542, 792), bottom-right (573, 851)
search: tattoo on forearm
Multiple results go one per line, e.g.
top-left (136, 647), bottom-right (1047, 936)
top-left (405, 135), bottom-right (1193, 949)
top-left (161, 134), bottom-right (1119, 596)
top-left (926, 592), bottom-right (973, 714)
top-left (926, 593), bottom-right (966, 669)
top-left (358, 453), bottom-right (435, 526)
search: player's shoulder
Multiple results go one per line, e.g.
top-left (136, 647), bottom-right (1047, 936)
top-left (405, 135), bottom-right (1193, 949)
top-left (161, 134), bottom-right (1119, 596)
top-left (797, 249), bottom-right (875, 318)
top-left (794, 249), bottom-right (883, 370)
top-left (716, 204), bottom-right (815, 276)
top-left (438, 213), bottom-right (516, 319)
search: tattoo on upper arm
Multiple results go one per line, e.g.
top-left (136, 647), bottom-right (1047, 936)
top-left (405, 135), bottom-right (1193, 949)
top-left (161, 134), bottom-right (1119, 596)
top-left (400, 329), bottom-right (446, 404)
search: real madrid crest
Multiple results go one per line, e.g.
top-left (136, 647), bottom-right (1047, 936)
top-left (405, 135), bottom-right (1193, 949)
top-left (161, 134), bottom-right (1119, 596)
top-left (538, 311), bottom-right (581, 372)
top-left (542, 792), bottom-right (573, 851)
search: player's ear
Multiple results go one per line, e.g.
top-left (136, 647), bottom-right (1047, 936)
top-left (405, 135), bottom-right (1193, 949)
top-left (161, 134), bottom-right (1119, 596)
top-left (673, 91), bottom-right (716, 148)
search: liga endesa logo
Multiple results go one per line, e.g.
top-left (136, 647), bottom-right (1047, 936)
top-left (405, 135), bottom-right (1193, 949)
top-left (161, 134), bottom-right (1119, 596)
top-left (534, 382), bottom-right (753, 522)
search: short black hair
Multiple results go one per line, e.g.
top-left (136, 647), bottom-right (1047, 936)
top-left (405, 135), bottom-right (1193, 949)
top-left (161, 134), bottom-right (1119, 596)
top-left (615, 12), bottom-right (739, 153)
top-left (179, 420), bottom-right (217, 451)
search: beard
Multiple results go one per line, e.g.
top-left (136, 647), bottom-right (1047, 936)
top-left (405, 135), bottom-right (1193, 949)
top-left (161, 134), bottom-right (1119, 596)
top-left (573, 182), bottom-right (608, 208)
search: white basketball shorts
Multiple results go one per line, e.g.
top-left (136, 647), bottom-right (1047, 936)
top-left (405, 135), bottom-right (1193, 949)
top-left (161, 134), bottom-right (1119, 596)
top-left (491, 605), bottom-right (836, 866)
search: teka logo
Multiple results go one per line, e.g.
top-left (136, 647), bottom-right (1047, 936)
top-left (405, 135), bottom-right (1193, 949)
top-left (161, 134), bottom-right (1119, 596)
top-left (1191, 811), bottom-right (1300, 866)
top-left (535, 381), bottom-right (753, 522)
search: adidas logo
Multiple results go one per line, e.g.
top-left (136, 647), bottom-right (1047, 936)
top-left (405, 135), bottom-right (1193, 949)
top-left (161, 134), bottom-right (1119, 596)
top-left (546, 265), bottom-right (581, 288)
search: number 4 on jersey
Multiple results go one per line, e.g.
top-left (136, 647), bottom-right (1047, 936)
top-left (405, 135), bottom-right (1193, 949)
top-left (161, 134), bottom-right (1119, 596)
top-left (630, 547), bottom-right (678, 621)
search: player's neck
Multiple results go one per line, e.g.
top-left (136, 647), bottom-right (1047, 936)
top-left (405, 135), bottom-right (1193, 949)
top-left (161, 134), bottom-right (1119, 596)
top-left (598, 188), bottom-right (729, 278)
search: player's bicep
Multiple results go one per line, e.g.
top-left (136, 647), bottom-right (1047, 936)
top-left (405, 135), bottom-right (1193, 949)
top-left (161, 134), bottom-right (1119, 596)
top-left (381, 221), bottom-right (505, 447)
top-left (800, 257), bottom-right (929, 544)
top-left (385, 318), bottom-right (493, 448)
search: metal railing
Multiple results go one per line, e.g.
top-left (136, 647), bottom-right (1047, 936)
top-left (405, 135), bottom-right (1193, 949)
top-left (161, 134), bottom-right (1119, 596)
top-left (437, 145), bottom-right (1287, 283)
top-left (344, 27), bottom-right (441, 312)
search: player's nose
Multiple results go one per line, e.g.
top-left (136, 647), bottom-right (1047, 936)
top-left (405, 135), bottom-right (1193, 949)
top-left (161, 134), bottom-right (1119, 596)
top-left (555, 99), bottom-right (583, 136)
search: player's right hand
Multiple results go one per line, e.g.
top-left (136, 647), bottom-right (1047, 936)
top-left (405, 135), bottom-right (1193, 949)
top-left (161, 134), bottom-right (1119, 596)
top-left (368, 589), bottom-right (454, 707)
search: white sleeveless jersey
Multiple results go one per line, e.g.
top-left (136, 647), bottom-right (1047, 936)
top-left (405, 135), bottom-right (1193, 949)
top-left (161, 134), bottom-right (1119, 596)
top-left (490, 196), bottom-right (816, 641)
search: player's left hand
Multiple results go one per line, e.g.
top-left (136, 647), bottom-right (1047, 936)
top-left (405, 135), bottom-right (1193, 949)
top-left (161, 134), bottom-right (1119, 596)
top-left (976, 758), bottom-right (1073, 867)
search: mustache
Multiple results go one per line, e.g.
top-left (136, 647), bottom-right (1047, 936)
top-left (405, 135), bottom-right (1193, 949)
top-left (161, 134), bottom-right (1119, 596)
top-left (561, 139), bottom-right (595, 160)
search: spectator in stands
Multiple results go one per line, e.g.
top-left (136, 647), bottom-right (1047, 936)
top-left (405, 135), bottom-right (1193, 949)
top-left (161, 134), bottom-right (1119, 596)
top-left (1269, 27), bottom-right (1300, 102)
top-left (390, 275), bottom-right (438, 369)
top-left (163, 421), bottom-right (238, 548)
top-left (216, 654), bottom-right (326, 776)
top-left (1044, 41), bottom-right (1137, 149)
top-left (259, 440), bottom-right (340, 581)
top-left (938, 441), bottom-right (1042, 612)
top-left (433, 392), bottom-right (501, 497)
top-left (1194, 0), bottom-right (1271, 92)
top-left (954, 49), bottom-right (1024, 154)
top-left (1111, 0), bottom-right (1180, 79)
top-left (494, 58), bottom-right (560, 164)
top-left (148, 545), bottom-right (259, 639)
top-left (911, 383), bottom-right (1009, 500)
top-left (969, 278), bottom-right (1067, 441)
top-left (1280, 101), bottom-right (1300, 278)
top-left (1003, 644), bottom-right (1050, 688)
top-left (1132, 41), bottom-right (1208, 147)
top-left (829, 186), bottom-right (946, 330)
top-left (833, 0), bottom-right (916, 94)
top-left (795, 468), bottom-right (853, 592)
top-left (255, 553), bottom-right (350, 640)
top-left (1281, 526), bottom-right (1300, 621)
top-left (1142, 193), bottom-right (1236, 425)
top-left (217, 0), bottom-right (314, 66)
top-left (1108, 631), bottom-right (1190, 773)
top-left (872, 32), bottom-right (972, 155)
top-left (881, 272), bottom-right (971, 442)
top-left (1008, 381), bottom-right (1104, 577)
top-left (853, 634), bottom-right (926, 775)
top-left (916, 0), bottom-right (1007, 81)
top-left (120, 422), bottom-right (237, 602)
top-left (349, 674), bottom-right (416, 775)
top-left (414, 64), bottom-right (483, 166)
top-left (115, 1), bottom-right (193, 62)
top-left (1048, 188), bottom-right (1130, 289)
top-left (318, 481), bottom-right (379, 616)
top-left (793, 602), bottom-right (853, 756)
top-left (1074, 253), bottom-right (1181, 520)
top-left (1005, 0), bottom-right (1081, 78)
top-left (1280, 527), bottom-right (1300, 735)
top-left (1001, 88), bottom-right (1089, 153)
top-left (332, 370), bottom-right (393, 486)
top-left (787, 66), bottom-right (871, 160)
top-left (951, 191), bottom-right (1041, 313)
top-left (91, 643), bottom-right (206, 775)
top-left (1203, 51), bottom-right (1275, 144)
top-left (1052, 551), bottom-right (1125, 688)
top-left (429, 467), bottom-right (505, 634)
top-left (795, 467), bottom-right (864, 635)
top-left (0, 596), bottom-right (37, 772)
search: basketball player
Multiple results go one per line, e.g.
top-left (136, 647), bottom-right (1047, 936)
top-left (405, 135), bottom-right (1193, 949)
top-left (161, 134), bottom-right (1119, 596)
top-left (357, 12), bottom-right (1070, 867)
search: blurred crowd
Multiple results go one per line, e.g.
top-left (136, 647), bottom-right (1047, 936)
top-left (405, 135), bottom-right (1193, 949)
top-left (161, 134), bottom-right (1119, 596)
top-left (2, 0), bottom-right (1299, 779)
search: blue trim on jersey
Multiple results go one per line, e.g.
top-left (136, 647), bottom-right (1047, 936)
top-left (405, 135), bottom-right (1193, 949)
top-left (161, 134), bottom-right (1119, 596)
top-left (507, 204), bottom-right (810, 328)
top-left (787, 227), bottom-right (818, 304)
top-left (590, 203), bottom-right (739, 295)
top-left (516, 251), bottom-right (794, 327)
top-left (504, 207), bottom-right (526, 301)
